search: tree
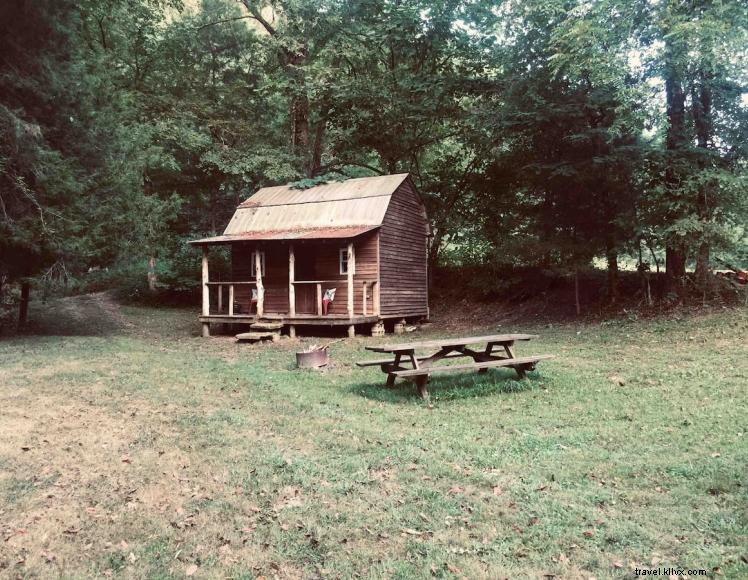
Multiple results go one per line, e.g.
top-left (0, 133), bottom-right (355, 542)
top-left (646, 0), bottom-right (748, 291)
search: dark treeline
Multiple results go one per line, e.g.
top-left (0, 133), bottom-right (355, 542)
top-left (1, 0), bottom-right (746, 321)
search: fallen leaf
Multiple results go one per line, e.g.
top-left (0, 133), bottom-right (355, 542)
top-left (446, 562), bottom-right (460, 574)
top-left (583, 529), bottom-right (594, 538)
top-left (402, 528), bottom-right (424, 536)
top-left (492, 486), bottom-right (504, 496)
top-left (185, 563), bottom-right (198, 576)
top-left (120, 455), bottom-right (132, 464)
top-left (711, 452), bottom-right (721, 458)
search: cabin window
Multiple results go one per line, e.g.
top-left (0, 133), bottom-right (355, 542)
top-left (250, 251), bottom-right (266, 277)
top-left (339, 247), bottom-right (354, 275)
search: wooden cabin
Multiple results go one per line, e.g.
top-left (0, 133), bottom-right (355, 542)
top-left (190, 173), bottom-right (429, 337)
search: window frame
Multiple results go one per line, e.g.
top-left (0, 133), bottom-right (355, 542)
top-left (339, 247), bottom-right (354, 275)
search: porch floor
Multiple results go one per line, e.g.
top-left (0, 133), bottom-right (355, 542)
top-left (199, 313), bottom-right (380, 326)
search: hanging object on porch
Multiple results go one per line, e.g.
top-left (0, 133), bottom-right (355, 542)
top-left (322, 288), bottom-right (336, 315)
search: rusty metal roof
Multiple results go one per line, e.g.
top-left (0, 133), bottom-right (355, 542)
top-left (225, 173), bottom-right (409, 235)
top-left (190, 173), bottom-right (412, 245)
top-left (189, 225), bottom-right (380, 245)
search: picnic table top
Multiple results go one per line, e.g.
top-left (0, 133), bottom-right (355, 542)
top-left (365, 333), bottom-right (538, 353)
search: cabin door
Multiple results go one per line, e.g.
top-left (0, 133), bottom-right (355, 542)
top-left (294, 245), bottom-right (316, 314)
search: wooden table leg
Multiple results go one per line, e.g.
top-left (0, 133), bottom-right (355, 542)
top-left (386, 353), bottom-right (402, 387)
top-left (416, 375), bottom-right (429, 399)
top-left (478, 342), bottom-right (496, 373)
top-left (503, 341), bottom-right (516, 359)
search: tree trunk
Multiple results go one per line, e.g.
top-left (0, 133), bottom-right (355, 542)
top-left (574, 269), bottom-right (581, 316)
top-left (147, 255), bottom-right (157, 292)
top-left (694, 242), bottom-right (712, 292)
top-left (665, 247), bottom-right (687, 283)
top-left (291, 92), bottom-right (309, 157)
top-left (309, 105), bottom-right (327, 177)
top-left (18, 281), bottom-right (30, 326)
top-left (606, 246), bottom-right (619, 305)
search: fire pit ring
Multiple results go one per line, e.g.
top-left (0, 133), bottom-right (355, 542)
top-left (296, 349), bottom-right (329, 369)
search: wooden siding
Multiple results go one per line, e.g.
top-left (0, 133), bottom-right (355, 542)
top-left (231, 242), bottom-right (289, 313)
top-left (230, 234), bottom-right (378, 316)
top-left (378, 179), bottom-right (429, 318)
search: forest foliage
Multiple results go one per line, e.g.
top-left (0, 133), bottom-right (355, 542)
top-left (1, 0), bottom-right (746, 316)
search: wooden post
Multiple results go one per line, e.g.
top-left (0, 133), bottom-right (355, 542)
top-left (347, 242), bottom-right (355, 318)
top-left (201, 247), bottom-right (210, 337)
top-left (202, 247), bottom-right (210, 316)
top-left (288, 325), bottom-right (296, 338)
top-left (217, 283), bottom-right (223, 313)
top-left (228, 284), bottom-right (234, 316)
top-left (373, 281), bottom-right (380, 316)
top-left (255, 249), bottom-right (264, 318)
top-left (347, 324), bottom-right (355, 338)
top-left (288, 244), bottom-right (295, 316)
top-left (316, 283), bottom-right (322, 316)
top-left (362, 282), bottom-right (368, 316)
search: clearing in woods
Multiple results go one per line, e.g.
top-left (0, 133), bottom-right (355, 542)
top-left (0, 294), bottom-right (746, 578)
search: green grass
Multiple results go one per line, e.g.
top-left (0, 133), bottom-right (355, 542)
top-left (0, 295), bottom-right (746, 578)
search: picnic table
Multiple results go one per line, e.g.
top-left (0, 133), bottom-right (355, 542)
top-left (357, 333), bottom-right (553, 398)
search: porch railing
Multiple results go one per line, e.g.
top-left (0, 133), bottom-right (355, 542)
top-left (291, 279), bottom-right (379, 316)
top-left (205, 281), bottom-right (256, 316)
top-left (204, 279), bottom-right (379, 317)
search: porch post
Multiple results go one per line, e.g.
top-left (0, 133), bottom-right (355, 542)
top-left (347, 241), bottom-right (355, 338)
top-left (201, 246), bottom-right (210, 337)
top-left (288, 244), bottom-right (296, 338)
top-left (347, 242), bottom-right (355, 318)
top-left (255, 248), bottom-right (264, 318)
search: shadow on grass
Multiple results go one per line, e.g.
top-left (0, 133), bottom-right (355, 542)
top-left (10, 294), bottom-right (125, 337)
top-left (350, 368), bottom-right (542, 403)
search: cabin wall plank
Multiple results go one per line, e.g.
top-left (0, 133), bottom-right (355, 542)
top-left (379, 180), bottom-right (429, 318)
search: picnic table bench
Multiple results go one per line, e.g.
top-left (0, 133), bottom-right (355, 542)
top-left (357, 333), bottom-right (553, 398)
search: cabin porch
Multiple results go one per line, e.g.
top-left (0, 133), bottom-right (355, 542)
top-left (197, 235), bottom-right (381, 338)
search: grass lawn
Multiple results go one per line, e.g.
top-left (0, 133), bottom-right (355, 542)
top-left (0, 295), bottom-right (746, 579)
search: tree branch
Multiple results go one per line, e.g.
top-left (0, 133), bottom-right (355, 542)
top-left (194, 15), bottom-right (254, 31)
top-left (239, 1), bottom-right (276, 36)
